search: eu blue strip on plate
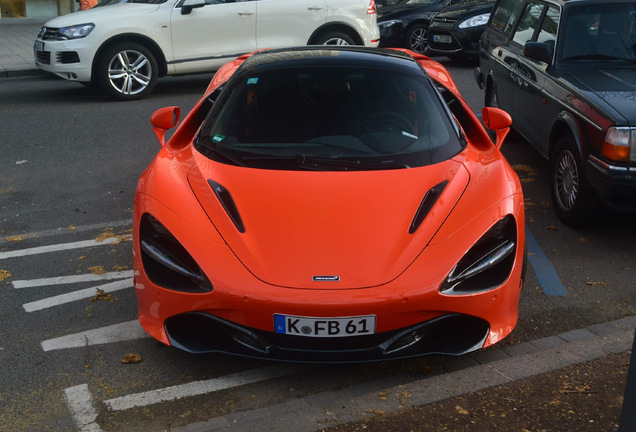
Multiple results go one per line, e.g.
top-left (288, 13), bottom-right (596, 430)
top-left (526, 227), bottom-right (567, 296)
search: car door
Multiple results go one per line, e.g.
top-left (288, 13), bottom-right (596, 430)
top-left (170, 0), bottom-right (257, 74)
top-left (255, 0), bottom-right (328, 48)
top-left (511, 2), bottom-right (560, 151)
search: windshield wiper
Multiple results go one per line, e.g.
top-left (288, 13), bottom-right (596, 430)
top-left (296, 155), bottom-right (362, 170)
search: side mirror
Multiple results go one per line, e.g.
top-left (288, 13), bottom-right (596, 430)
top-left (524, 41), bottom-right (553, 64)
top-left (181, 0), bottom-right (205, 15)
top-left (150, 106), bottom-right (180, 147)
top-left (482, 107), bottom-right (512, 148)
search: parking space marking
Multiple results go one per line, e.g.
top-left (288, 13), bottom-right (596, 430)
top-left (64, 384), bottom-right (103, 432)
top-left (104, 364), bottom-right (307, 411)
top-left (23, 278), bottom-right (132, 312)
top-left (0, 237), bottom-right (124, 260)
top-left (526, 228), bottom-right (567, 296)
top-left (42, 320), bottom-right (149, 352)
top-left (13, 270), bottom-right (135, 289)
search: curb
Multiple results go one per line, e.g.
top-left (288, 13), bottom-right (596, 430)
top-left (172, 316), bottom-right (636, 432)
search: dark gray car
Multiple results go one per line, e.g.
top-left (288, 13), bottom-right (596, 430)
top-left (476, 0), bottom-right (636, 225)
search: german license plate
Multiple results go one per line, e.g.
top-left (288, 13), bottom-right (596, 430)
top-left (274, 314), bottom-right (376, 337)
top-left (433, 35), bottom-right (452, 44)
top-left (35, 41), bottom-right (45, 52)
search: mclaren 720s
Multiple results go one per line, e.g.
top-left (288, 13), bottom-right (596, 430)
top-left (133, 46), bottom-right (526, 362)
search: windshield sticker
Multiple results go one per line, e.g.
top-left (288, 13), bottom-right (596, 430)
top-left (247, 77), bottom-right (259, 85)
top-left (212, 135), bottom-right (226, 143)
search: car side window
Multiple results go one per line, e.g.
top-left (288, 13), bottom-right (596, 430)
top-left (536, 5), bottom-right (559, 45)
top-left (490, 0), bottom-right (526, 38)
top-left (512, 2), bottom-right (545, 46)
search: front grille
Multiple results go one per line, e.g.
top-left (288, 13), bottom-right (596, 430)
top-left (36, 50), bottom-right (51, 65)
top-left (432, 16), bottom-right (459, 25)
top-left (41, 27), bottom-right (59, 40)
top-left (57, 51), bottom-right (80, 64)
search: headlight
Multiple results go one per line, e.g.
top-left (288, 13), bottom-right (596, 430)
top-left (602, 127), bottom-right (636, 163)
top-left (440, 215), bottom-right (517, 295)
top-left (458, 13), bottom-right (490, 29)
top-left (57, 23), bottom-right (95, 40)
top-left (139, 214), bottom-right (213, 293)
top-left (378, 19), bottom-right (402, 29)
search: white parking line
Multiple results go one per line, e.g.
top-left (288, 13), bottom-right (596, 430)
top-left (13, 270), bottom-right (135, 289)
top-left (64, 384), bottom-right (103, 432)
top-left (0, 237), bottom-right (125, 260)
top-left (24, 278), bottom-right (132, 313)
top-left (104, 364), bottom-right (307, 411)
top-left (42, 320), bottom-right (149, 352)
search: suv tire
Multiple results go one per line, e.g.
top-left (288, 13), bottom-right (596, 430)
top-left (97, 42), bottom-right (159, 101)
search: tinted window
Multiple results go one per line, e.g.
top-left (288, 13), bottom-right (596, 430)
top-left (490, 0), bottom-right (526, 37)
top-left (197, 65), bottom-right (464, 171)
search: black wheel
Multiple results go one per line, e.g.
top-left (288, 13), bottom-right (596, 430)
top-left (315, 32), bottom-right (355, 46)
top-left (485, 82), bottom-right (498, 108)
top-left (404, 23), bottom-right (429, 54)
top-left (550, 135), bottom-right (600, 226)
top-left (97, 42), bottom-right (158, 101)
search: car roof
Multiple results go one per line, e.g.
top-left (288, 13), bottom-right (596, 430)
top-left (240, 46), bottom-right (424, 76)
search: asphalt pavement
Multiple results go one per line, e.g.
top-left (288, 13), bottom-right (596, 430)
top-left (1, 16), bottom-right (635, 431)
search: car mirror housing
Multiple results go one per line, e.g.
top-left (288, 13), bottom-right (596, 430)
top-left (482, 107), bottom-right (512, 149)
top-left (181, 0), bottom-right (206, 15)
top-left (524, 41), bottom-right (553, 65)
top-left (150, 106), bottom-right (181, 147)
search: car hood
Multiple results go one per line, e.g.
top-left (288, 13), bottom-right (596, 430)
top-left (435, 1), bottom-right (494, 19)
top-left (44, 3), bottom-right (163, 27)
top-left (568, 68), bottom-right (636, 124)
top-left (187, 156), bottom-right (469, 289)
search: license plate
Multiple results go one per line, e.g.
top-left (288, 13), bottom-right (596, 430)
top-left (274, 314), bottom-right (376, 337)
top-left (433, 35), bottom-right (452, 44)
top-left (35, 41), bottom-right (45, 52)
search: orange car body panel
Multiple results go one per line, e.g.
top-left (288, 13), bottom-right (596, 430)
top-left (133, 49), bottom-right (525, 354)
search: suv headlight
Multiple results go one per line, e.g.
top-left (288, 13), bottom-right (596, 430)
top-left (458, 13), bottom-right (490, 29)
top-left (602, 127), bottom-right (636, 163)
top-left (57, 23), bottom-right (95, 40)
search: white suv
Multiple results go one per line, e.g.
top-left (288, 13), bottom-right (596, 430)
top-left (34, 0), bottom-right (380, 100)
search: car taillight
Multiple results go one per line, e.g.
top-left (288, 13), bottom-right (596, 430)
top-left (367, 0), bottom-right (376, 14)
top-left (602, 127), bottom-right (636, 163)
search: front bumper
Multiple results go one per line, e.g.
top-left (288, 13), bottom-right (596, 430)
top-left (587, 156), bottom-right (636, 211)
top-left (427, 25), bottom-right (484, 57)
top-left (34, 37), bottom-right (95, 82)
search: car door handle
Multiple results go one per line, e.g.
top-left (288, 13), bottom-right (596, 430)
top-left (308, 6), bottom-right (323, 10)
top-left (238, 10), bottom-right (254, 16)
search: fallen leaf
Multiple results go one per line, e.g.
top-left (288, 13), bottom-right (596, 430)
top-left (90, 289), bottom-right (117, 302)
top-left (69, 225), bottom-right (77, 231)
top-left (121, 353), bottom-right (142, 364)
top-left (455, 405), bottom-right (469, 415)
top-left (0, 270), bottom-right (11, 282)
top-left (586, 281), bottom-right (606, 286)
top-left (5, 235), bottom-right (28, 242)
top-left (88, 266), bottom-right (106, 275)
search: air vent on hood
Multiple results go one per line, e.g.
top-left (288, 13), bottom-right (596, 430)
top-left (208, 180), bottom-right (245, 233)
top-left (409, 181), bottom-right (448, 234)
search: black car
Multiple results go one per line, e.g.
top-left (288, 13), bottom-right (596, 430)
top-left (428, 0), bottom-right (495, 61)
top-left (377, 0), bottom-right (464, 54)
top-left (476, 0), bottom-right (636, 225)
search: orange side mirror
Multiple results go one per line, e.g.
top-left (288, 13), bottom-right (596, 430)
top-left (150, 106), bottom-right (181, 147)
top-left (482, 107), bottom-right (512, 149)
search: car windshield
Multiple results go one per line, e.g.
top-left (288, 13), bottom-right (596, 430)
top-left (197, 62), bottom-right (464, 171)
top-left (561, 3), bottom-right (636, 63)
top-left (94, 0), bottom-right (167, 6)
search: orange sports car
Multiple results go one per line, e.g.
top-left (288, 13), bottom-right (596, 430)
top-left (133, 46), bottom-right (526, 362)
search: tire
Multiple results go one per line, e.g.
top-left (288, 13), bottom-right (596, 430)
top-left (404, 23), bottom-right (429, 54)
top-left (550, 135), bottom-right (600, 226)
top-left (315, 32), bottom-right (355, 46)
top-left (485, 82), bottom-right (498, 108)
top-left (97, 42), bottom-right (158, 101)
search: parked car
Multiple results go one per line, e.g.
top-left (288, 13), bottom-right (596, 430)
top-left (476, 0), bottom-right (636, 225)
top-left (428, 0), bottom-right (494, 61)
top-left (377, 0), bottom-right (464, 54)
top-left (133, 45), bottom-right (526, 362)
top-left (33, 0), bottom-right (380, 101)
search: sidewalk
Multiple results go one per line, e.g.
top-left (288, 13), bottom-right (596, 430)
top-left (0, 17), bottom-right (50, 78)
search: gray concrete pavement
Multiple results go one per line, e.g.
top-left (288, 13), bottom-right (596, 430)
top-left (0, 17), bottom-right (49, 77)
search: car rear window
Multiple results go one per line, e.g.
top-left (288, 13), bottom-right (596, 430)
top-left (197, 65), bottom-right (465, 171)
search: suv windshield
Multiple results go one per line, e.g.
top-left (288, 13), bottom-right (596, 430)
top-left (197, 63), bottom-right (464, 171)
top-left (561, 3), bottom-right (636, 63)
